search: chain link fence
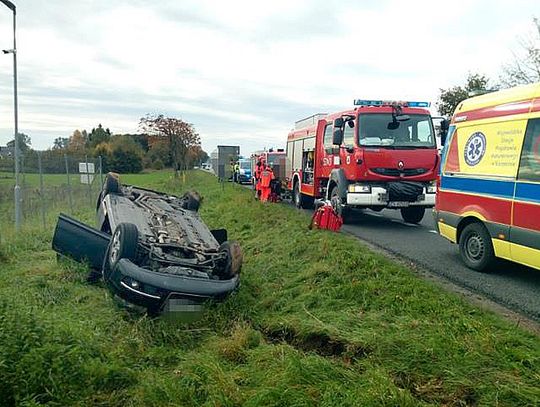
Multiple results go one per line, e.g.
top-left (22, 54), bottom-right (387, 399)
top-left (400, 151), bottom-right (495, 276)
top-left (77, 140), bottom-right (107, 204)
top-left (0, 151), bottom-right (104, 234)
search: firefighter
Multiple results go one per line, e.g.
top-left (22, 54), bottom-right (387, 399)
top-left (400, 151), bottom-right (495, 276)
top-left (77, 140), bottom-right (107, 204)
top-left (259, 163), bottom-right (275, 202)
top-left (254, 158), bottom-right (265, 199)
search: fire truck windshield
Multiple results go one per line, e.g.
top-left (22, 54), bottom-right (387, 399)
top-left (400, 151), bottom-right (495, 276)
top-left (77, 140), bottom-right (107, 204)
top-left (358, 114), bottom-right (436, 148)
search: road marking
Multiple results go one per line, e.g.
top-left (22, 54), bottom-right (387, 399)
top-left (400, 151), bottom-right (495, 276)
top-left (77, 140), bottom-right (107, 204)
top-left (429, 230), bottom-right (438, 234)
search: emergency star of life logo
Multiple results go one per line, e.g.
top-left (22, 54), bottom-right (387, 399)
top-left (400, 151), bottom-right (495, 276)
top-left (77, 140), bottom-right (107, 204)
top-left (464, 132), bottom-right (487, 166)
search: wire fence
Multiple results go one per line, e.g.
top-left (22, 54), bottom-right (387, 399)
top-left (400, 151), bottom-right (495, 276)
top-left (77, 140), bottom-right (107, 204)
top-left (0, 152), bottom-right (104, 234)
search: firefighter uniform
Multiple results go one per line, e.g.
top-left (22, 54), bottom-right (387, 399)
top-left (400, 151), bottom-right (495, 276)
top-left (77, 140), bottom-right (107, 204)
top-left (254, 159), bottom-right (265, 198)
top-left (259, 165), bottom-right (275, 202)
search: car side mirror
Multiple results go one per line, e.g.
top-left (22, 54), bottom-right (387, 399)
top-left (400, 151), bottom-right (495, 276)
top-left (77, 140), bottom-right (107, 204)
top-left (333, 128), bottom-right (344, 145)
top-left (334, 117), bottom-right (344, 128)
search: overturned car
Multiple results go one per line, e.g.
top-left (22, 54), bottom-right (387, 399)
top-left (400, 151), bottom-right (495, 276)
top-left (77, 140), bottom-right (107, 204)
top-left (52, 174), bottom-right (242, 314)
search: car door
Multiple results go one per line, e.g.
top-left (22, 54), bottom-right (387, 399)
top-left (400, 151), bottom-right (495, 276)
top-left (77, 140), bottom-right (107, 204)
top-left (511, 117), bottom-right (540, 269)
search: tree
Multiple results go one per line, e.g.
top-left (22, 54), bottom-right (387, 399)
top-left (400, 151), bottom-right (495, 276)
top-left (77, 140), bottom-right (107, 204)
top-left (187, 145), bottom-right (209, 167)
top-left (7, 133), bottom-right (31, 152)
top-left (437, 73), bottom-right (492, 117)
top-left (67, 130), bottom-right (87, 152)
top-left (52, 137), bottom-right (69, 150)
top-left (500, 18), bottom-right (540, 87)
top-left (139, 114), bottom-right (201, 177)
top-left (107, 135), bottom-right (144, 173)
top-left (88, 124), bottom-right (111, 149)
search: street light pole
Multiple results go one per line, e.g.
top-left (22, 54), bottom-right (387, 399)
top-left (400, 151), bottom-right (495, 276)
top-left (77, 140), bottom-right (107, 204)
top-left (1, 0), bottom-right (21, 231)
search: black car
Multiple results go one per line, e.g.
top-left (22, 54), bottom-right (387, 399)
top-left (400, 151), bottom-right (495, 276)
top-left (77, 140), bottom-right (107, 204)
top-left (52, 173), bottom-right (242, 315)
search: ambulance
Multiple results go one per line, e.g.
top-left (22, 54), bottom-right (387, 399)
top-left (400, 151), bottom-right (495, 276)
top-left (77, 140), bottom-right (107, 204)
top-left (435, 82), bottom-right (540, 271)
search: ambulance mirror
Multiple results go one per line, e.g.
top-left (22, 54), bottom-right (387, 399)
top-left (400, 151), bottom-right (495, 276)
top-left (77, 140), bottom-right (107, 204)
top-left (333, 128), bottom-right (344, 145)
top-left (333, 117), bottom-right (344, 128)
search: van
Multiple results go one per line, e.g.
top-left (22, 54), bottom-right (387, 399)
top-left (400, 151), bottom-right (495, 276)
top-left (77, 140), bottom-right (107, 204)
top-left (434, 82), bottom-right (540, 271)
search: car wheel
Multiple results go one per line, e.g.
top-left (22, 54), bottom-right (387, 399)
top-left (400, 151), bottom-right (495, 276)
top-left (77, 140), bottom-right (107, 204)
top-left (103, 173), bottom-right (121, 196)
top-left (103, 223), bottom-right (138, 280)
top-left (459, 223), bottom-right (496, 272)
top-left (400, 207), bottom-right (425, 224)
top-left (218, 241), bottom-right (243, 278)
top-left (181, 191), bottom-right (201, 212)
top-left (330, 185), bottom-right (353, 224)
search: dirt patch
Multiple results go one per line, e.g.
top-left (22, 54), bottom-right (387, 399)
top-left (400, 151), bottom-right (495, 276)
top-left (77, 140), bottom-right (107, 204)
top-left (264, 326), bottom-right (370, 360)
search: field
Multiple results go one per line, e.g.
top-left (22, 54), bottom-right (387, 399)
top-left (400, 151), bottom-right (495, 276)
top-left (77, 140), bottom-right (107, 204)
top-left (0, 170), bottom-right (538, 406)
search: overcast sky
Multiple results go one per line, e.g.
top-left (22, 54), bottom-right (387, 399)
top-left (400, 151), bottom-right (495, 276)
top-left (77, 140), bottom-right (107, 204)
top-left (0, 0), bottom-right (538, 155)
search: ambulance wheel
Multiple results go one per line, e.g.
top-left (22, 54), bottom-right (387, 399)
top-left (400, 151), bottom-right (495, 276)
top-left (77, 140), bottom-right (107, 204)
top-left (293, 182), bottom-right (313, 209)
top-left (400, 207), bottom-right (425, 224)
top-left (459, 223), bottom-right (495, 272)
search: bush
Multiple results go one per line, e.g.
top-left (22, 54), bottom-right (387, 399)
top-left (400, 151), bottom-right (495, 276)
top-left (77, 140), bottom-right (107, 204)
top-left (152, 159), bottom-right (164, 170)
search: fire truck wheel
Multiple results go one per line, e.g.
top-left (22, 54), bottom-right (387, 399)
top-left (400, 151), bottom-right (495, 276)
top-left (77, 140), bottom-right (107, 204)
top-left (293, 182), bottom-right (314, 209)
top-left (330, 185), bottom-right (353, 224)
top-left (400, 207), bottom-right (425, 224)
top-left (459, 223), bottom-right (496, 272)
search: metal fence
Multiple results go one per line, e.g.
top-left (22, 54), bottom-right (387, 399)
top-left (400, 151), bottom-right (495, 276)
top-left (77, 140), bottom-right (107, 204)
top-left (0, 152), bottom-right (104, 233)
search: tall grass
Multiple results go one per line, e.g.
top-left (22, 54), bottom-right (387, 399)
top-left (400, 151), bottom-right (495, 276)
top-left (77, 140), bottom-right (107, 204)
top-left (0, 170), bottom-right (538, 406)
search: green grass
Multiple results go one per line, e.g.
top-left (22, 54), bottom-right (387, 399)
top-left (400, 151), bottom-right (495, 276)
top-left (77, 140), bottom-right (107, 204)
top-left (0, 170), bottom-right (538, 406)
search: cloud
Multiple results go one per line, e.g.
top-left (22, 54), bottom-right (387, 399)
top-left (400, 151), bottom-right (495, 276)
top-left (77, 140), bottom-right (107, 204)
top-left (0, 0), bottom-right (537, 155)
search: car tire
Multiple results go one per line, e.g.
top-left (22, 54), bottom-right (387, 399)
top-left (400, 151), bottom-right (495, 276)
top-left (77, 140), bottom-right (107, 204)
top-left (103, 173), bottom-right (121, 196)
top-left (400, 207), bottom-right (425, 224)
top-left (103, 223), bottom-right (138, 280)
top-left (181, 191), bottom-right (201, 212)
top-left (459, 223), bottom-right (496, 272)
top-left (293, 181), bottom-right (314, 209)
top-left (218, 240), bottom-right (243, 278)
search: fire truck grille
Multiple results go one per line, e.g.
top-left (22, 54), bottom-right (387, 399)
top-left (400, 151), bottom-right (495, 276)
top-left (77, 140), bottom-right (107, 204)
top-left (371, 168), bottom-right (427, 177)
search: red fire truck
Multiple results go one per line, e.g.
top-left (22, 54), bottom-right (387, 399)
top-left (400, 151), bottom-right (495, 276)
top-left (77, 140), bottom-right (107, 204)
top-left (286, 100), bottom-right (439, 223)
top-left (250, 149), bottom-right (287, 185)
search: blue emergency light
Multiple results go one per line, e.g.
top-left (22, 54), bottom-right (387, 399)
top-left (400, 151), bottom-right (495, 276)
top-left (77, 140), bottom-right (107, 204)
top-left (354, 99), bottom-right (431, 108)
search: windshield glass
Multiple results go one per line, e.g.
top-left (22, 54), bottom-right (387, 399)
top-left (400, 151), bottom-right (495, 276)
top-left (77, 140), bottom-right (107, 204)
top-left (266, 154), bottom-right (283, 164)
top-left (239, 161), bottom-right (251, 170)
top-left (358, 114), bottom-right (436, 148)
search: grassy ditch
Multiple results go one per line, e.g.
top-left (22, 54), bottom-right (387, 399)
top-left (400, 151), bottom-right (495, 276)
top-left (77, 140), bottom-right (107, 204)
top-left (0, 170), bottom-right (538, 406)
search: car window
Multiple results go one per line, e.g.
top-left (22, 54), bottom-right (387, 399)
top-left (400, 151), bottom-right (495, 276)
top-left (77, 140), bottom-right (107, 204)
top-left (517, 118), bottom-right (540, 182)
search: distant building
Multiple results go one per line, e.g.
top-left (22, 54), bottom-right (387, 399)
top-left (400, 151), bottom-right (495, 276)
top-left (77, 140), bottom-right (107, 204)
top-left (0, 145), bottom-right (14, 158)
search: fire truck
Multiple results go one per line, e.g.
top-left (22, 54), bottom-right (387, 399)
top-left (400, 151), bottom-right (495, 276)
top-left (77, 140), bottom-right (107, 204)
top-left (250, 149), bottom-right (287, 185)
top-left (285, 100), bottom-right (440, 223)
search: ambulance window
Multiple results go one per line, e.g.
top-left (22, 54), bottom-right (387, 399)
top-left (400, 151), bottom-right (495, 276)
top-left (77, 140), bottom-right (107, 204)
top-left (518, 118), bottom-right (540, 182)
top-left (323, 123), bottom-right (333, 150)
top-left (343, 120), bottom-right (355, 147)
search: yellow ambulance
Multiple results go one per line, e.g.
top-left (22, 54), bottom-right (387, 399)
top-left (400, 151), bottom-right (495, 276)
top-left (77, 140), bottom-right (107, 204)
top-left (435, 82), bottom-right (540, 271)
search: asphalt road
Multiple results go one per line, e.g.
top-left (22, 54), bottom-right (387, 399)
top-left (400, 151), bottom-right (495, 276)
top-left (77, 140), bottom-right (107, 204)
top-left (339, 208), bottom-right (540, 323)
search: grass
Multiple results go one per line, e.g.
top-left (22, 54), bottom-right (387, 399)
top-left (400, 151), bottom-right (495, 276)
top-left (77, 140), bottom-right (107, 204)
top-left (0, 170), bottom-right (538, 406)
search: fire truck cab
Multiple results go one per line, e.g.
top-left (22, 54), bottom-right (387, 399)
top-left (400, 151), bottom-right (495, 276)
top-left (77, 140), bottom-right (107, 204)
top-left (286, 100), bottom-right (439, 223)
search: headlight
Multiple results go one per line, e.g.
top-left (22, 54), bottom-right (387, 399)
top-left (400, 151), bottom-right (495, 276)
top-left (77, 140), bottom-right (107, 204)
top-left (427, 183), bottom-right (436, 193)
top-left (348, 184), bottom-right (371, 193)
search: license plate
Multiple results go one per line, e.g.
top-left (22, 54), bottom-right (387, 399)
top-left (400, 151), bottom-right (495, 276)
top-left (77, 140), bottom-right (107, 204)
top-left (388, 201), bottom-right (410, 208)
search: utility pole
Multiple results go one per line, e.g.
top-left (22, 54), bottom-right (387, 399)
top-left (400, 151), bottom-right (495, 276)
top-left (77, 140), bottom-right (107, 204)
top-left (1, 0), bottom-right (21, 231)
